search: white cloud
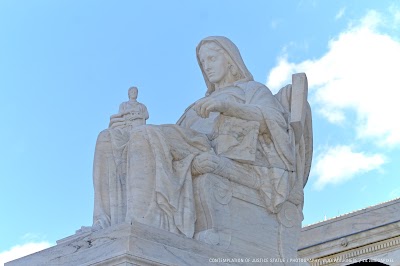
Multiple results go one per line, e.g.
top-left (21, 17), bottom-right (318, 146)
top-left (267, 8), bottom-right (400, 146)
top-left (0, 242), bottom-right (52, 265)
top-left (313, 145), bottom-right (385, 190)
top-left (267, 56), bottom-right (296, 91)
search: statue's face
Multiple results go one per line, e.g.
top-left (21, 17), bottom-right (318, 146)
top-left (128, 88), bottom-right (138, 99)
top-left (199, 45), bottom-right (229, 85)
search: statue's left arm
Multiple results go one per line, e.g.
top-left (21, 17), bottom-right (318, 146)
top-left (141, 104), bottom-right (149, 120)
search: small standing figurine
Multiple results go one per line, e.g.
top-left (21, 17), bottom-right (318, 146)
top-left (110, 86), bottom-right (149, 130)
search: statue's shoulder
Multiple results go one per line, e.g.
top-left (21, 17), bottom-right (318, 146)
top-left (138, 101), bottom-right (148, 108)
top-left (237, 81), bottom-right (273, 99)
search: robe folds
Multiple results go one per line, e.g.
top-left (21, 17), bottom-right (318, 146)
top-left (93, 80), bottom-right (303, 238)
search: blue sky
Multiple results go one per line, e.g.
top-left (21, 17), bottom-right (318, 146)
top-left (1, 0), bottom-right (399, 264)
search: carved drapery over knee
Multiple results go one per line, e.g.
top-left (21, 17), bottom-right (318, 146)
top-left (93, 129), bottom-right (127, 229)
top-left (194, 174), bottom-right (232, 248)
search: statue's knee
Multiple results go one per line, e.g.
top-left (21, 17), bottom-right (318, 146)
top-left (97, 129), bottom-right (111, 142)
top-left (95, 130), bottom-right (113, 154)
top-left (129, 125), bottom-right (152, 141)
top-left (130, 130), bottom-right (142, 140)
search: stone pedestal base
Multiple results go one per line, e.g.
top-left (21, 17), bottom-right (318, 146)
top-left (7, 175), bottom-right (303, 265)
top-left (6, 222), bottom-right (207, 265)
top-left (7, 222), bottom-right (283, 266)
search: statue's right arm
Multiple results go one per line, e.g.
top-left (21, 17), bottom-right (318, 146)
top-left (192, 152), bottom-right (260, 189)
top-left (109, 113), bottom-right (125, 128)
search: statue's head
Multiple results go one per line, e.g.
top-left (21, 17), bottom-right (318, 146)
top-left (128, 86), bottom-right (138, 100)
top-left (196, 36), bottom-right (253, 96)
top-left (198, 41), bottom-right (241, 88)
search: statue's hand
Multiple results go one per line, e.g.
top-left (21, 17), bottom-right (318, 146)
top-left (194, 97), bottom-right (230, 118)
top-left (109, 114), bottom-right (125, 129)
top-left (192, 151), bottom-right (221, 176)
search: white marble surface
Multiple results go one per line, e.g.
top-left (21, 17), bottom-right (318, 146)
top-left (7, 36), bottom-right (313, 266)
top-left (92, 37), bottom-right (311, 247)
top-left (7, 219), bottom-right (298, 265)
top-left (300, 198), bottom-right (400, 249)
top-left (299, 198), bottom-right (400, 265)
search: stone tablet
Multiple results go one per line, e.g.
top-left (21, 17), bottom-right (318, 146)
top-left (212, 115), bottom-right (260, 163)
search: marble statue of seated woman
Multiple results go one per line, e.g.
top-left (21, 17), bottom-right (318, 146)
top-left (92, 36), bottom-right (312, 251)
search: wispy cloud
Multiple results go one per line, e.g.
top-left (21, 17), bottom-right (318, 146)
top-left (313, 145), bottom-right (386, 190)
top-left (335, 7), bottom-right (346, 20)
top-left (21, 233), bottom-right (47, 242)
top-left (267, 8), bottom-right (400, 147)
top-left (270, 19), bottom-right (282, 30)
top-left (389, 187), bottom-right (400, 199)
top-left (0, 242), bottom-right (52, 265)
top-left (297, 0), bottom-right (317, 9)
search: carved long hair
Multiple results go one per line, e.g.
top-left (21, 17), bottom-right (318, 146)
top-left (196, 36), bottom-right (254, 96)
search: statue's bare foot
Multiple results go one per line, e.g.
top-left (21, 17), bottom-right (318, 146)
top-left (195, 229), bottom-right (220, 245)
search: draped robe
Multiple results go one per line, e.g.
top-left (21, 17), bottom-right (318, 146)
top-left (93, 80), bottom-right (302, 238)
